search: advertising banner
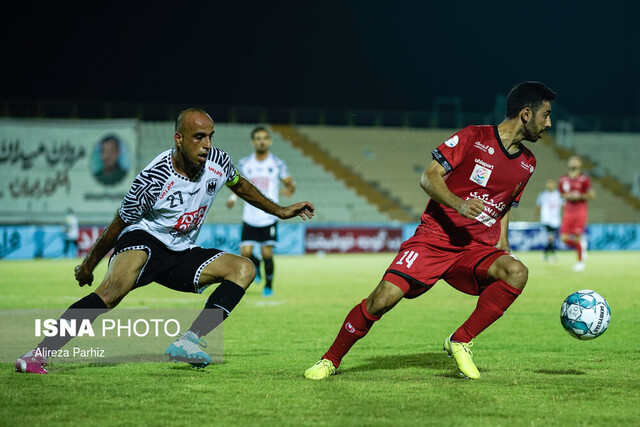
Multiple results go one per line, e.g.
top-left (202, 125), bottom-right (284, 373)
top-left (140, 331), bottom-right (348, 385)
top-left (305, 226), bottom-right (403, 253)
top-left (0, 118), bottom-right (138, 224)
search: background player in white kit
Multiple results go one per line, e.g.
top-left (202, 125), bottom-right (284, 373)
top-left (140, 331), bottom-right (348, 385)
top-left (227, 127), bottom-right (295, 296)
top-left (534, 179), bottom-right (564, 261)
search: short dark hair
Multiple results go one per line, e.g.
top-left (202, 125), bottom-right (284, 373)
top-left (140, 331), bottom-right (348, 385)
top-left (175, 108), bottom-right (210, 133)
top-left (505, 81), bottom-right (556, 119)
top-left (251, 126), bottom-right (270, 139)
top-left (100, 135), bottom-right (120, 151)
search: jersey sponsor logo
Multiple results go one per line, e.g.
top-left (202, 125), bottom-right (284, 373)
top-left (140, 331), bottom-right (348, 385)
top-left (474, 141), bottom-right (492, 153)
top-left (206, 179), bottom-right (218, 195)
top-left (474, 211), bottom-right (496, 227)
top-left (444, 135), bottom-right (459, 147)
top-left (520, 161), bottom-right (535, 173)
top-left (173, 206), bottom-right (207, 234)
top-left (159, 181), bottom-right (175, 200)
top-left (208, 166), bottom-right (223, 177)
top-left (251, 177), bottom-right (270, 191)
top-left (467, 191), bottom-right (507, 211)
top-left (470, 164), bottom-right (492, 187)
top-left (474, 158), bottom-right (494, 169)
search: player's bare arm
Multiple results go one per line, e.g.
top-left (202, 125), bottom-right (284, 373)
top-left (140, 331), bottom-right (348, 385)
top-left (584, 188), bottom-right (596, 201)
top-left (74, 212), bottom-right (128, 287)
top-left (230, 176), bottom-right (314, 220)
top-left (495, 209), bottom-right (511, 252)
top-left (420, 160), bottom-right (484, 219)
top-left (281, 176), bottom-right (296, 198)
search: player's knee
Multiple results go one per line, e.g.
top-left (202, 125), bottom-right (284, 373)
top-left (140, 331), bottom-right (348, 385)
top-left (96, 280), bottom-right (128, 308)
top-left (506, 262), bottom-right (528, 289)
top-left (366, 283), bottom-right (403, 317)
top-left (234, 257), bottom-right (256, 287)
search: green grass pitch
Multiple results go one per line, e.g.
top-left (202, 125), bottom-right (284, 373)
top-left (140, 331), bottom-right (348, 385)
top-left (1, 251), bottom-right (639, 426)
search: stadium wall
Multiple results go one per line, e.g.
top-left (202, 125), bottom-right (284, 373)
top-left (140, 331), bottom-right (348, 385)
top-left (1, 223), bottom-right (639, 260)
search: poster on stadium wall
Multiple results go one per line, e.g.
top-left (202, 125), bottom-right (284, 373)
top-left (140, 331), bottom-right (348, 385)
top-left (0, 118), bottom-right (138, 223)
top-left (305, 226), bottom-right (403, 253)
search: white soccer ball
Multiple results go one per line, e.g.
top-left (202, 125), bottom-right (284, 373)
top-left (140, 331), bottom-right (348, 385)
top-left (560, 290), bottom-right (611, 340)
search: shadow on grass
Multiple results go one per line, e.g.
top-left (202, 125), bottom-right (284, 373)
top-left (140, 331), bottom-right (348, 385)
top-left (342, 352), bottom-right (465, 378)
top-left (534, 368), bottom-right (586, 375)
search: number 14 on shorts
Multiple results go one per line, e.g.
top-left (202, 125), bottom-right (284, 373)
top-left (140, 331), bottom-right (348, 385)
top-left (396, 250), bottom-right (419, 268)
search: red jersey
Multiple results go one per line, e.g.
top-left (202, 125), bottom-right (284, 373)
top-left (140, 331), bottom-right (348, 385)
top-left (421, 125), bottom-right (536, 246)
top-left (558, 173), bottom-right (591, 217)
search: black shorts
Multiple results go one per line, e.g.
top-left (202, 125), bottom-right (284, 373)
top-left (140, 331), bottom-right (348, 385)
top-left (111, 230), bottom-right (225, 294)
top-left (240, 222), bottom-right (278, 246)
top-left (543, 225), bottom-right (559, 239)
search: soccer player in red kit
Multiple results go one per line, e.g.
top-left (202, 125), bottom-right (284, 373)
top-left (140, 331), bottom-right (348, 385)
top-left (559, 155), bottom-right (595, 272)
top-left (305, 81), bottom-right (556, 380)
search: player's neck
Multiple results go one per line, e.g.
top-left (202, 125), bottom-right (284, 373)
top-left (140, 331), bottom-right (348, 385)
top-left (255, 151), bottom-right (269, 161)
top-left (496, 121), bottom-right (523, 154)
top-left (172, 149), bottom-right (202, 179)
top-left (568, 169), bottom-right (581, 178)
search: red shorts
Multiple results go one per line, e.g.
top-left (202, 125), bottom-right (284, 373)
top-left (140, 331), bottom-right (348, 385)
top-left (560, 211), bottom-right (587, 235)
top-left (382, 232), bottom-right (509, 298)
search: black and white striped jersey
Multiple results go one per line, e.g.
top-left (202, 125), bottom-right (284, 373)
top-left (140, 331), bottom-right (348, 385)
top-left (118, 148), bottom-right (238, 251)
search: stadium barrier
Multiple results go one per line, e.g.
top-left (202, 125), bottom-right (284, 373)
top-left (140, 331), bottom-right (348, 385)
top-left (1, 223), bottom-right (639, 260)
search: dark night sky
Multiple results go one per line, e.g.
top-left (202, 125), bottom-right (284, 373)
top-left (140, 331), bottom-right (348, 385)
top-left (2, 1), bottom-right (639, 117)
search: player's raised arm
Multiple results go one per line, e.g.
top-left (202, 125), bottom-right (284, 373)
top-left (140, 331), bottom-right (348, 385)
top-left (229, 176), bottom-right (314, 220)
top-left (74, 212), bottom-right (128, 287)
top-left (419, 160), bottom-right (484, 220)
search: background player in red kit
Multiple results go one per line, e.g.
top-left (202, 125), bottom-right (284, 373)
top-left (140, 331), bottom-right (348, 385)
top-left (305, 81), bottom-right (556, 380)
top-left (559, 155), bottom-right (595, 272)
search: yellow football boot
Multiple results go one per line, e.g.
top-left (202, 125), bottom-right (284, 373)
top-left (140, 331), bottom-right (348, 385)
top-left (443, 334), bottom-right (480, 380)
top-left (304, 359), bottom-right (336, 380)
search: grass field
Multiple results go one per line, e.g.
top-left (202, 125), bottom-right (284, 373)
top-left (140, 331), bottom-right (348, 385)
top-left (1, 250), bottom-right (639, 426)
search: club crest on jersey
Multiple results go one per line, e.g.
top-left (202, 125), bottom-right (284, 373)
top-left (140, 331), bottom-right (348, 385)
top-left (470, 164), bottom-right (492, 187)
top-left (444, 135), bottom-right (459, 147)
top-left (206, 178), bottom-right (218, 195)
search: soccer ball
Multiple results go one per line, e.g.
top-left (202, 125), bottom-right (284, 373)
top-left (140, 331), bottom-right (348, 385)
top-left (560, 290), bottom-right (611, 340)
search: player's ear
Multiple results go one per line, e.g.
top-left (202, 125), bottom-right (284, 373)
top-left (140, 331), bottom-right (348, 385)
top-left (520, 107), bottom-right (532, 124)
top-left (174, 132), bottom-right (183, 147)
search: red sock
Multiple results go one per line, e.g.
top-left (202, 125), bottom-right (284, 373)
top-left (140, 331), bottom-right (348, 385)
top-left (323, 299), bottom-right (380, 368)
top-left (451, 280), bottom-right (521, 343)
top-left (564, 239), bottom-right (582, 261)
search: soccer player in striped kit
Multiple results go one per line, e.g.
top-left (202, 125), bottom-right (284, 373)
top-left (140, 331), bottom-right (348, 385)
top-left (16, 108), bottom-right (314, 374)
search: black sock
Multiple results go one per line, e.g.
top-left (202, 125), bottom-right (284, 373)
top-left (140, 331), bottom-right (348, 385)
top-left (264, 258), bottom-right (274, 289)
top-left (249, 255), bottom-right (261, 277)
top-left (37, 293), bottom-right (109, 351)
top-left (189, 280), bottom-right (246, 337)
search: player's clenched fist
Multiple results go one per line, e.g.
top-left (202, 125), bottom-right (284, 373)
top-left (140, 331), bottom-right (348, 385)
top-left (74, 264), bottom-right (94, 287)
top-left (457, 198), bottom-right (485, 220)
